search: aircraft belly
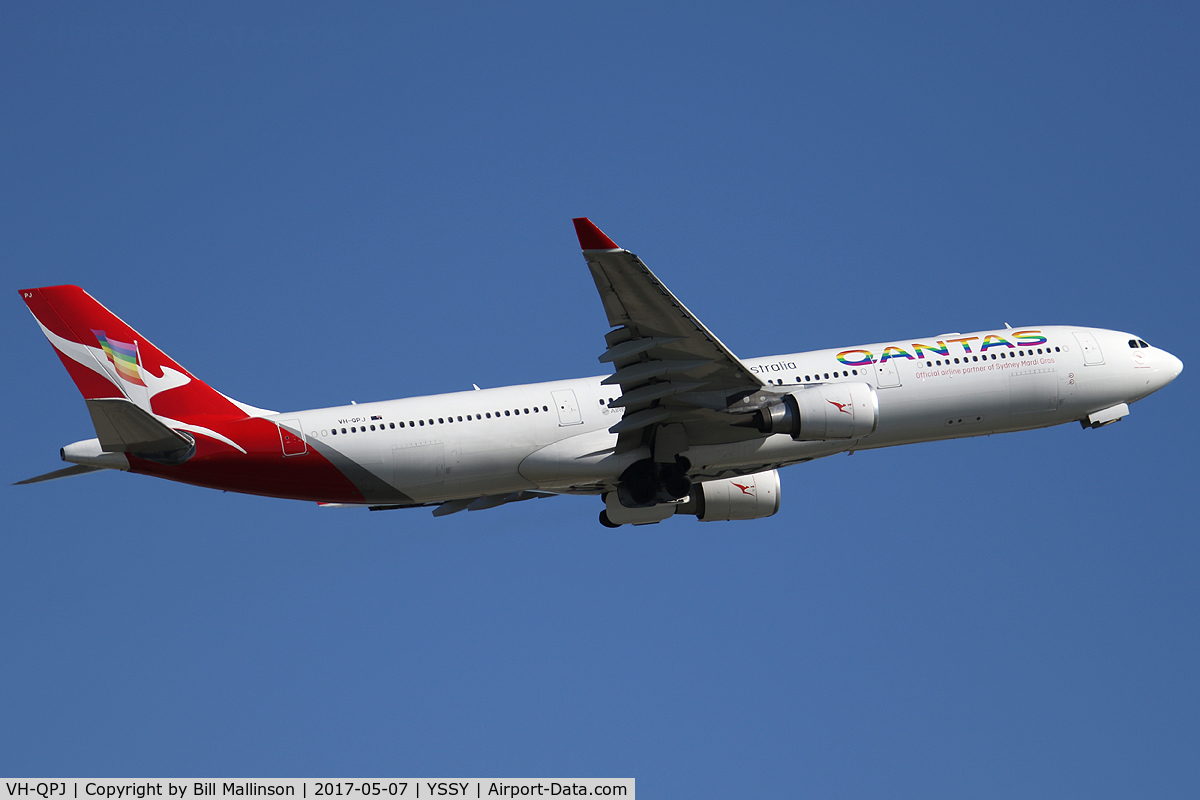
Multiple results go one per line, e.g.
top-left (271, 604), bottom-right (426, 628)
top-left (687, 436), bottom-right (850, 477)
top-left (864, 377), bottom-right (1004, 443)
top-left (443, 441), bottom-right (537, 497)
top-left (862, 367), bottom-right (1068, 447)
top-left (390, 440), bottom-right (447, 496)
top-left (518, 427), bottom-right (648, 489)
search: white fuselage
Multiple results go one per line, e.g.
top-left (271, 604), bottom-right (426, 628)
top-left (271, 325), bottom-right (1182, 504)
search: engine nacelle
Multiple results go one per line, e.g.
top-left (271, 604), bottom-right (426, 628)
top-left (677, 469), bottom-right (781, 521)
top-left (747, 382), bottom-right (878, 440)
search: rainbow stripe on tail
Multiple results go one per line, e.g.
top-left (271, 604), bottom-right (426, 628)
top-left (92, 330), bottom-right (146, 386)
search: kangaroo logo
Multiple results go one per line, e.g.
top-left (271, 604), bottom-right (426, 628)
top-left (827, 399), bottom-right (852, 414)
top-left (731, 481), bottom-right (755, 497)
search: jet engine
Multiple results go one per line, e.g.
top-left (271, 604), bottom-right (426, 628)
top-left (741, 382), bottom-right (878, 440)
top-left (677, 470), bottom-right (781, 521)
top-left (599, 470), bottom-right (782, 526)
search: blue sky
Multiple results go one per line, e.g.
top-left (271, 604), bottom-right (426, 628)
top-left (3, 2), bottom-right (1198, 796)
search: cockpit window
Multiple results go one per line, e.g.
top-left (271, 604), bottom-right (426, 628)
top-left (1138, 339), bottom-right (1149, 348)
top-left (1129, 339), bottom-right (1139, 348)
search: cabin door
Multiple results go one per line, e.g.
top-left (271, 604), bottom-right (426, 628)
top-left (1073, 331), bottom-right (1105, 365)
top-left (551, 389), bottom-right (584, 426)
top-left (277, 420), bottom-right (308, 456)
top-left (874, 359), bottom-right (902, 388)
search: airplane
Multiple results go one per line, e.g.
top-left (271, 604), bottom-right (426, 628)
top-left (17, 218), bottom-right (1184, 527)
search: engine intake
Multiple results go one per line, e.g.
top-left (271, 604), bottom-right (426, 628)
top-left (742, 382), bottom-right (878, 440)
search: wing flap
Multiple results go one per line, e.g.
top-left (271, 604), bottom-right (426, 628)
top-left (598, 336), bottom-right (684, 363)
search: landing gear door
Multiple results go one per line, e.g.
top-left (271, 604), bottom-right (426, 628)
top-left (551, 389), bottom-right (583, 426)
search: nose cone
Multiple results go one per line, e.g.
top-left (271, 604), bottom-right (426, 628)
top-left (1152, 349), bottom-right (1183, 393)
top-left (1167, 352), bottom-right (1183, 379)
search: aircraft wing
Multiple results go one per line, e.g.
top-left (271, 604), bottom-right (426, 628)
top-left (574, 218), bottom-right (767, 454)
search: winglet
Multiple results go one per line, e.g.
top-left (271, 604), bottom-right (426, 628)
top-left (573, 217), bottom-right (620, 250)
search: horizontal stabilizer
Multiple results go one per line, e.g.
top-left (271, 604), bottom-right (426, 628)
top-left (86, 398), bottom-right (195, 462)
top-left (13, 464), bottom-right (103, 485)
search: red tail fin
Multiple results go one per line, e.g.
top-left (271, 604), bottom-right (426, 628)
top-left (20, 285), bottom-right (254, 423)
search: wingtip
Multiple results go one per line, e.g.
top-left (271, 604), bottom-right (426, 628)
top-left (573, 217), bottom-right (620, 250)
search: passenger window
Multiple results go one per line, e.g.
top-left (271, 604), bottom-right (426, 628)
top-left (419, 420), bottom-right (424, 426)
